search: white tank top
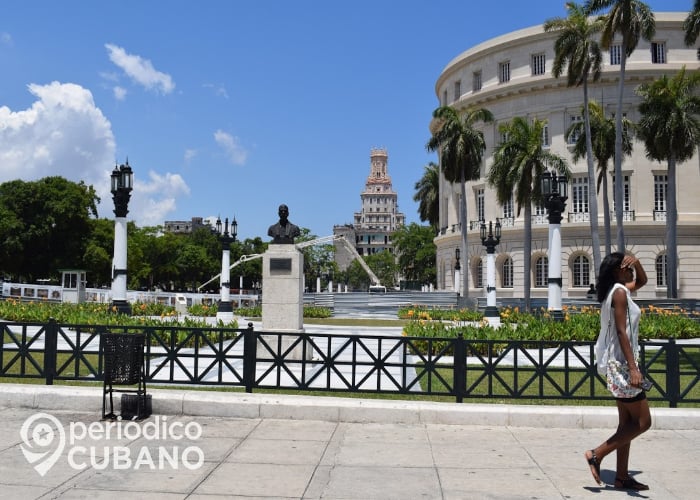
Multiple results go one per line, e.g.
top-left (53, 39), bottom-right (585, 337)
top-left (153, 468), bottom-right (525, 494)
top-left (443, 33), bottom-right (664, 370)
top-left (600, 282), bottom-right (642, 364)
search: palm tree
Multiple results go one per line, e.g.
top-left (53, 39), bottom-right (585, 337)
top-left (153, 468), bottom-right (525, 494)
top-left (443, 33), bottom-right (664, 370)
top-left (413, 162), bottom-right (440, 231)
top-left (545, 1), bottom-right (605, 277)
top-left (488, 117), bottom-right (569, 312)
top-left (566, 100), bottom-right (633, 256)
top-left (684, 0), bottom-right (700, 46)
top-left (427, 105), bottom-right (494, 300)
top-left (636, 67), bottom-right (700, 298)
top-left (585, 0), bottom-right (655, 252)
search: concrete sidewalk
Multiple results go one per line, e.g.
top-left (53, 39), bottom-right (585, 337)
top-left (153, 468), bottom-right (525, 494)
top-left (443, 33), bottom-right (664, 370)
top-left (1, 384), bottom-right (698, 499)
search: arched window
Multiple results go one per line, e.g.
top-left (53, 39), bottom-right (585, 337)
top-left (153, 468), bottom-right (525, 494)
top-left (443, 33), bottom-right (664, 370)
top-left (535, 256), bottom-right (548, 288)
top-left (656, 253), bottom-right (667, 287)
top-left (572, 255), bottom-right (590, 287)
top-left (502, 257), bottom-right (513, 288)
top-left (475, 258), bottom-right (484, 288)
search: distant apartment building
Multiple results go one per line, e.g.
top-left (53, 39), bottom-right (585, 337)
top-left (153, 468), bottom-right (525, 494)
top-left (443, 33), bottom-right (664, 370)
top-left (334, 148), bottom-right (405, 270)
top-left (163, 217), bottom-right (209, 234)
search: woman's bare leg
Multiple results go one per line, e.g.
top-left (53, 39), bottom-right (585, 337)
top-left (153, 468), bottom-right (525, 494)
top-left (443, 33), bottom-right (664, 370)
top-left (585, 397), bottom-right (651, 484)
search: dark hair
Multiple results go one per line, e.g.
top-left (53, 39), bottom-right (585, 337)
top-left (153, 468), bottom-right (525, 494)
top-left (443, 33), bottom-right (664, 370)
top-left (596, 252), bottom-right (625, 303)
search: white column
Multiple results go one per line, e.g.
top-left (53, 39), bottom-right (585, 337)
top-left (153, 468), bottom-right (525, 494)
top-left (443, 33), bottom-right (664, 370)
top-left (548, 222), bottom-right (563, 315)
top-left (316, 276), bottom-right (321, 293)
top-left (484, 251), bottom-right (500, 326)
top-left (486, 252), bottom-right (496, 309)
top-left (216, 247), bottom-right (234, 322)
top-left (221, 248), bottom-right (231, 303)
top-left (454, 268), bottom-right (461, 295)
top-left (111, 216), bottom-right (128, 303)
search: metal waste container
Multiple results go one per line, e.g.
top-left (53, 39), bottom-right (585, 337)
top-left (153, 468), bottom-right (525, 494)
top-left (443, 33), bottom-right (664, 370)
top-left (101, 333), bottom-right (149, 420)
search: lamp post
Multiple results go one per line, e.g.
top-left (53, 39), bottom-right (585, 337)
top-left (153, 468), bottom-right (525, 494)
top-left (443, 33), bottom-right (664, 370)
top-left (454, 248), bottom-right (461, 296)
top-left (480, 219), bottom-right (502, 325)
top-left (216, 216), bottom-right (237, 322)
top-left (110, 161), bottom-right (134, 315)
top-left (541, 170), bottom-right (568, 322)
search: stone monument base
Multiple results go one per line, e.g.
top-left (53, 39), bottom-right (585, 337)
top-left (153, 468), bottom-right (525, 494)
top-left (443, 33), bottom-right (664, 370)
top-left (261, 244), bottom-right (308, 360)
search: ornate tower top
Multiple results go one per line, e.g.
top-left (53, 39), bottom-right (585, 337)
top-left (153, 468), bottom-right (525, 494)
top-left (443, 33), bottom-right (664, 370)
top-left (367, 148), bottom-right (391, 185)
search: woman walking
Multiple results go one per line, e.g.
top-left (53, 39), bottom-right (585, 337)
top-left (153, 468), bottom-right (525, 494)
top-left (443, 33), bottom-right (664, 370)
top-left (586, 252), bottom-right (651, 491)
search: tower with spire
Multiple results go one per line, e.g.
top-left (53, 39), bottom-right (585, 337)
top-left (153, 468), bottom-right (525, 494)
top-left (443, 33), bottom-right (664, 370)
top-left (334, 148), bottom-right (405, 271)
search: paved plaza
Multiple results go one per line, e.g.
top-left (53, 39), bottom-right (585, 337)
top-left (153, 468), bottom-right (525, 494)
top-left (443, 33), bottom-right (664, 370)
top-left (1, 383), bottom-right (699, 499)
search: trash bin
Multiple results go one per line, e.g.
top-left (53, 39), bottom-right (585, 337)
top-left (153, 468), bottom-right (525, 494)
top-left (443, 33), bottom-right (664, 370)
top-left (102, 333), bottom-right (149, 420)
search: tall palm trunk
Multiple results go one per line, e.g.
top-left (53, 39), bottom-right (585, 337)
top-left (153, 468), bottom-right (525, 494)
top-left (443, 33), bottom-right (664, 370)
top-left (600, 162), bottom-right (612, 256)
top-left (583, 82), bottom-right (602, 278)
top-left (613, 41), bottom-right (628, 252)
top-left (667, 155), bottom-right (678, 298)
top-left (459, 169), bottom-right (469, 299)
top-left (523, 203), bottom-right (532, 312)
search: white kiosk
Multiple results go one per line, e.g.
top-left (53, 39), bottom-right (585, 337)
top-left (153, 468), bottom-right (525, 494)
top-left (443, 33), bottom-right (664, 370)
top-left (60, 269), bottom-right (87, 304)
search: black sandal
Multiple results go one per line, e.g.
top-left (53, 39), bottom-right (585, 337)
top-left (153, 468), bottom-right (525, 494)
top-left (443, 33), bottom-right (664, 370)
top-left (615, 476), bottom-right (649, 491)
top-left (585, 450), bottom-right (602, 485)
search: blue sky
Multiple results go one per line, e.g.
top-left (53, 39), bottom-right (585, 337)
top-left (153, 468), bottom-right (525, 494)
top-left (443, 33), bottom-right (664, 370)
top-left (0, 0), bottom-right (691, 241)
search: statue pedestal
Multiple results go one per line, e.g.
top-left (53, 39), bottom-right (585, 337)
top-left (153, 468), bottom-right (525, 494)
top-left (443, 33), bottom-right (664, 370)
top-left (261, 245), bottom-right (307, 359)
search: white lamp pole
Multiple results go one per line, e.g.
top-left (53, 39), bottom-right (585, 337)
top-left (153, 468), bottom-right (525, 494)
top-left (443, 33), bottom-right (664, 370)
top-left (480, 219), bottom-right (501, 326)
top-left (216, 216), bottom-right (237, 322)
top-left (110, 161), bottom-right (133, 315)
top-left (542, 170), bottom-right (568, 322)
top-left (454, 248), bottom-right (461, 296)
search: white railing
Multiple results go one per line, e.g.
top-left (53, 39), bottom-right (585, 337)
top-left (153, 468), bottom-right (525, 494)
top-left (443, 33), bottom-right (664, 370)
top-left (1, 282), bottom-right (258, 308)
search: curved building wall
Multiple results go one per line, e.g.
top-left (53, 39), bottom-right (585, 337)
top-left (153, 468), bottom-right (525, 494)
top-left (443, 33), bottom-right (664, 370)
top-left (433, 12), bottom-right (700, 299)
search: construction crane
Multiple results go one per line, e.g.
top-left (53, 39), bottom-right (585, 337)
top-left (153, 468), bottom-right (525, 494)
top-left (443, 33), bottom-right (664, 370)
top-left (197, 234), bottom-right (381, 291)
top-left (297, 234), bottom-right (381, 287)
top-left (197, 253), bottom-right (263, 291)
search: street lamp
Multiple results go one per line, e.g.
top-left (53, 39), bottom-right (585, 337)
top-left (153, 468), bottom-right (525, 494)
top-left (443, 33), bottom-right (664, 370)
top-left (216, 216), bottom-right (237, 322)
top-left (480, 219), bottom-right (502, 325)
top-left (454, 248), bottom-right (461, 296)
top-left (110, 161), bottom-right (134, 315)
top-left (541, 170), bottom-right (568, 321)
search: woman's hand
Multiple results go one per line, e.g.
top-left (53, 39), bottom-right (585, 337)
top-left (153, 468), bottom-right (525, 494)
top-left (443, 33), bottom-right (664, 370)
top-left (621, 256), bottom-right (648, 290)
top-left (620, 255), bottom-right (638, 270)
top-left (629, 366), bottom-right (643, 387)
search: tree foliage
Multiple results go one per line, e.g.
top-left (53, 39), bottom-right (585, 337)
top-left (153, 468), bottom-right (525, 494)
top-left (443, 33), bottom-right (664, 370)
top-left (392, 223), bottom-right (436, 286)
top-left (636, 67), bottom-right (700, 298)
top-left (488, 117), bottom-right (569, 311)
top-left (0, 177), bottom-right (99, 282)
top-left (426, 105), bottom-right (493, 299)
top-left (413, 162), bottom-right (440, 230)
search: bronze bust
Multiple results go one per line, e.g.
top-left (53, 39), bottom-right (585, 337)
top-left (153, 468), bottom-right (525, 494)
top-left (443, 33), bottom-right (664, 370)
top-left (267, 204), bottom-right (301, 244)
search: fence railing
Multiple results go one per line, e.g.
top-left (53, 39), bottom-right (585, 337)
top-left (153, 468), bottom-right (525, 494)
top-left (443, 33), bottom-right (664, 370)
top-left (1, 319), bottom-right (698, 407)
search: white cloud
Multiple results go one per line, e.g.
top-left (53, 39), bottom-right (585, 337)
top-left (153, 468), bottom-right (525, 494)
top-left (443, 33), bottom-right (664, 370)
top-left (105, 43), bottom-right (175, 94)
top-left (0, 81), bottom-right (115, 183)
top-left (130, 171), bottom-right (190, 226)
top-left (184, 148), bottom-right (197, 163)
top-left (203, 83), bottom-right (229, 99)
top-left (214, 129), bottom-right (247, 165)
top-left (113, 86), bottom-right (127, 100)
top-left (0, 81), bottom-right (190, 226)
top-left (1, 32), bottom-right (12, 46)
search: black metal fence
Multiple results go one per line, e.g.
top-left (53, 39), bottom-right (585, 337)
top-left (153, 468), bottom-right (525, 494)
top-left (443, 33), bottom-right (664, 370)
top-left (1, 319), bottom-right (699, 407)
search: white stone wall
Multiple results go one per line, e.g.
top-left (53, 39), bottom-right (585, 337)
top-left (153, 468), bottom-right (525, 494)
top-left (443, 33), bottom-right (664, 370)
top-left (433, 13), bottom-right (700, 298)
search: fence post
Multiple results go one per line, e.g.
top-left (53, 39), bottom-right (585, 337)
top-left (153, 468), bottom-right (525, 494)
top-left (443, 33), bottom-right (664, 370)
top-left (453, 333), bottom-right (466, 403)
top-left (666, 338), bottom-right (680, 408)
top-left (44, 317), bottom-right (58, 385)
top-left (242, 322), bottom-right (256, 393)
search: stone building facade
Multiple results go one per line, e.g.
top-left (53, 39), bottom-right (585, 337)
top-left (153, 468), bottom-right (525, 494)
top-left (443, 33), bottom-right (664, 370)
top-left (163, 217), bottom-right (208, 234)
top-left (433, 12), bottom-right (700, 299)
top-left (334, 148), bottom-right (405, 271)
